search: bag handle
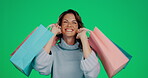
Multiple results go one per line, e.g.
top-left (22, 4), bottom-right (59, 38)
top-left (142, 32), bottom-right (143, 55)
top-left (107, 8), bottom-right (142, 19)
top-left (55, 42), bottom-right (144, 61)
top-left (46, 24), bottom-right (53, 30)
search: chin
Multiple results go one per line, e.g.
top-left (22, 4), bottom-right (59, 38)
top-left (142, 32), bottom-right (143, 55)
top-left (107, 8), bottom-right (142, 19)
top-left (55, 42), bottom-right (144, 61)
top-left (63, 33), bottom-right (76, 38)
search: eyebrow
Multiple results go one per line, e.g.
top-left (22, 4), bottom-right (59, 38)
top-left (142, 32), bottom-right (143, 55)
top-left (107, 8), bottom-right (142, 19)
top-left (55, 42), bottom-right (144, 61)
top-left (63, 19), bottom-right (77, 22)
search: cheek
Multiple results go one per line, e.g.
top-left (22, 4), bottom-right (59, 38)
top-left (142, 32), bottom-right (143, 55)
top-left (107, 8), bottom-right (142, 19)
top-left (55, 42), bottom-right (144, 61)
top-left (61, 22), bottom-right (67, 26)
top-left (74, 28), bottom-right (78, 33)
top-left (75, 26), bottom-right (78, 30)
top-left (61, 26), bottom-right (66, 33)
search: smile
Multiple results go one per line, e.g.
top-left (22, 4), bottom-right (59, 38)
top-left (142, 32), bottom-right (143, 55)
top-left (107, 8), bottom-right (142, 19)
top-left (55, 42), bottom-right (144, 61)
top-left (65, 28), bottom-right (74, 32)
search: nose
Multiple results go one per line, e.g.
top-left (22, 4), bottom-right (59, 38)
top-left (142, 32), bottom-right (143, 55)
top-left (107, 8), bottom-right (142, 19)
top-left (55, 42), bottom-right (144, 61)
top-left (67, 22), bottom-right (72, 27)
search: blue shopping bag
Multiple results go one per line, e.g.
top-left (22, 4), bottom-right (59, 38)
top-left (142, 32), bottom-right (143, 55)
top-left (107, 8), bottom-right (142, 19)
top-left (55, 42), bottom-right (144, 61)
top-left (10, 24), bottom-right (54, 76)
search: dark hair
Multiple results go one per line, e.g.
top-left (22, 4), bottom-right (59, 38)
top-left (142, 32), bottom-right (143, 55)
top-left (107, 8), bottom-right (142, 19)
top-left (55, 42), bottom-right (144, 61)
top-left (57, 9), bottom-right (84, 48)
top-left (57, 9), bottom-right (84, 28)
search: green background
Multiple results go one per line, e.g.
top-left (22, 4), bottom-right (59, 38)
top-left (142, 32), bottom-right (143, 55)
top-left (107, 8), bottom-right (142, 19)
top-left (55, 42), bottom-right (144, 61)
top-left (0, 0), bottom-right (148, 78)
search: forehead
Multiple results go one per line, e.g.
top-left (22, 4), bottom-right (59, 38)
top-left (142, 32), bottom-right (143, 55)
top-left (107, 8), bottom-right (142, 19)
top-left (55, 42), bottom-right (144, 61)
top-left (63, 13), bottom-right (76, 20)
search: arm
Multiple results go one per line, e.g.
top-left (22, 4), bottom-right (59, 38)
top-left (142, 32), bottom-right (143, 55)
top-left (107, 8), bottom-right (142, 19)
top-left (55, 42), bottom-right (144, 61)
top-left (80, 34), bottom-right (92, 59)
top-left (77, 28), bottom-right (100, 78)
top-left (81, 51), bottom-right (100, 78)
top-left (44, 24), bottom-right (61, 54)
top-left (76, 28), bottom-right (92, 59)
top-left (32, 49), bottom-right (53, 75)
top-left (32, 24), bottom-right (61, 75)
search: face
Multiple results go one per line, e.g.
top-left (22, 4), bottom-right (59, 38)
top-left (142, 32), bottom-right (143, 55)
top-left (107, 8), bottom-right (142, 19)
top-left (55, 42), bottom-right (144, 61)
top-left (61, 13), bottom-right (78, 38)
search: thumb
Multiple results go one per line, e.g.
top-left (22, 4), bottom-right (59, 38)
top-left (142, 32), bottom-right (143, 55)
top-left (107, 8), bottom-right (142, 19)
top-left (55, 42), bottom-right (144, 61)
top-left (76, 33), bottom-right (80, 39)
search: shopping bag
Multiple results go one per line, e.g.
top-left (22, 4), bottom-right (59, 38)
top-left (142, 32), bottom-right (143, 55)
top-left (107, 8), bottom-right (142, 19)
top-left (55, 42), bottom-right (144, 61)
top-left (112, 41), bottom-right (132, 68)
top-left (88, 27), bottom-right (129, 78)
top-left (10, 27), bottom-right (37, 56)
top-left (10, 24), bottom-right (54, 76)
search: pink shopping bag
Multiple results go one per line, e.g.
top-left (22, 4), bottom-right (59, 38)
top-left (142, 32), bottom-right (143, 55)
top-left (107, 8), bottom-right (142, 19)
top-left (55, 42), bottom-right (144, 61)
top-left (88, 27), bottom-right (129, 78)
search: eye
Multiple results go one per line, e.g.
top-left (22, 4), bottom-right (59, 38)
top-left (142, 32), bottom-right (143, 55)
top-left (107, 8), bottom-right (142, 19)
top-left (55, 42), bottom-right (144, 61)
top-left (73, 21), bottom-right (77, 24)
top-left (63, 20), bottom-right (68, 23)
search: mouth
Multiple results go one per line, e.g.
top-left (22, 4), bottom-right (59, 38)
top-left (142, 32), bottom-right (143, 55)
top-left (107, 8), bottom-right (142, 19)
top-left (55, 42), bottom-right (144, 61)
top-left (65, 28), bottom-right (74, 32)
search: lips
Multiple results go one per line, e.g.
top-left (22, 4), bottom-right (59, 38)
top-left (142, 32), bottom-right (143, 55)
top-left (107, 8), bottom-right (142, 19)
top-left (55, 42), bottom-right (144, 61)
top-left (65, 28), bottom-right (74, 32)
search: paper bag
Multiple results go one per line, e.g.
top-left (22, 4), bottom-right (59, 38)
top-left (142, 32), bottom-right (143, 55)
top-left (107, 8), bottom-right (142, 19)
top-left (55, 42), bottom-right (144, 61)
top-left (88, 27), bottom-right (129, 78)
top-left (10, 24), bottom-right (54, 76)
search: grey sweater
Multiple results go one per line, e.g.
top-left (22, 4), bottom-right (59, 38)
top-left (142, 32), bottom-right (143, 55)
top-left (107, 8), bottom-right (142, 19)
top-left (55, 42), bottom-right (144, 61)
top-left (32, 39), bottom-right (100, 78)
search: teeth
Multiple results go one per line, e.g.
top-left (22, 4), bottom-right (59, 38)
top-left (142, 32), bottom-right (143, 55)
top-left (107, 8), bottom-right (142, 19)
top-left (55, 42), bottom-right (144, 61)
top-left (66, 29), bottom-right (72, 32)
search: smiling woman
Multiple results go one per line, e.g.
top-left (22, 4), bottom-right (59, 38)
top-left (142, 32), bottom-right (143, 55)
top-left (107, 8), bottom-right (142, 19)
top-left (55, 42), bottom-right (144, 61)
top-left (32, 9), bottom-right (100, 78)
top-left (57, 9), bottom-right (84, 46)
top-left (61, 13), bottom-right (79, 42)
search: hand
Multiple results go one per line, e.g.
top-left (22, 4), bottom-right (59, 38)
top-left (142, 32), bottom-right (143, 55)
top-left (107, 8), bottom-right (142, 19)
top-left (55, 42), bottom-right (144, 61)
top-left (76, 28), bottom-right (90, 40)
top-left (76, 28), bottom-right (92, 58)
top-left (49, 24), bottom-right (61, 35)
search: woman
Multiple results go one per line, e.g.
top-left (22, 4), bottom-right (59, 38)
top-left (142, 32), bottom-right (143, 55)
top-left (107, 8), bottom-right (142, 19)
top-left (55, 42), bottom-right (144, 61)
top-left (32, 9), bottom-right (100, 78)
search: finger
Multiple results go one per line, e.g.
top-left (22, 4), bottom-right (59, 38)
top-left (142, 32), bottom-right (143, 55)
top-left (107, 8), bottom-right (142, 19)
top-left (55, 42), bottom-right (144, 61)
top-left (55, 23), bottom-right (57, 26)
top-left (80, 28), bottom-right (90, 32)
top-left (49, 24), bottom-right (54, 27)
top-left (58, 27), bottom-right (61, 30)
top-left (82, 28), bottom-right (88, 30)
top-left (55, 23), bottom-right (60, 27)
top-left (51, 24), bottom-right (57, 27)
top-left (76, 34), bottom-right (79, 39)
top-left (50, 24), bottom-right (58, 28)
top-left (59, 30), bottom-right (62, 34)
top-left (77, 29), bottom-right (80, 33)
top-left (78, 28), bottom-right (85, 32)
top-left (48, 24), bottom-right (56, 29)
top-left (57, 25), bottom-right (61, 29)
top-left (79, 28), bottom-right (85, 31)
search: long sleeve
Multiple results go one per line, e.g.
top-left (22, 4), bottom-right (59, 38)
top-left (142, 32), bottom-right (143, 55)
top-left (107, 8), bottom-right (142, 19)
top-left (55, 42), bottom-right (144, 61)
top-left (80, 51), bottom-right (100, 78)
top-left (32, 48), bottom-right (54, 75)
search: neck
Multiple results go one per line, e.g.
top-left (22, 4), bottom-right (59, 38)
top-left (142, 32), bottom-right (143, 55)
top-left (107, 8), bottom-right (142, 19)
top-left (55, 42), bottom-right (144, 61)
top-left (63, 36), bottom-right (76, 45)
